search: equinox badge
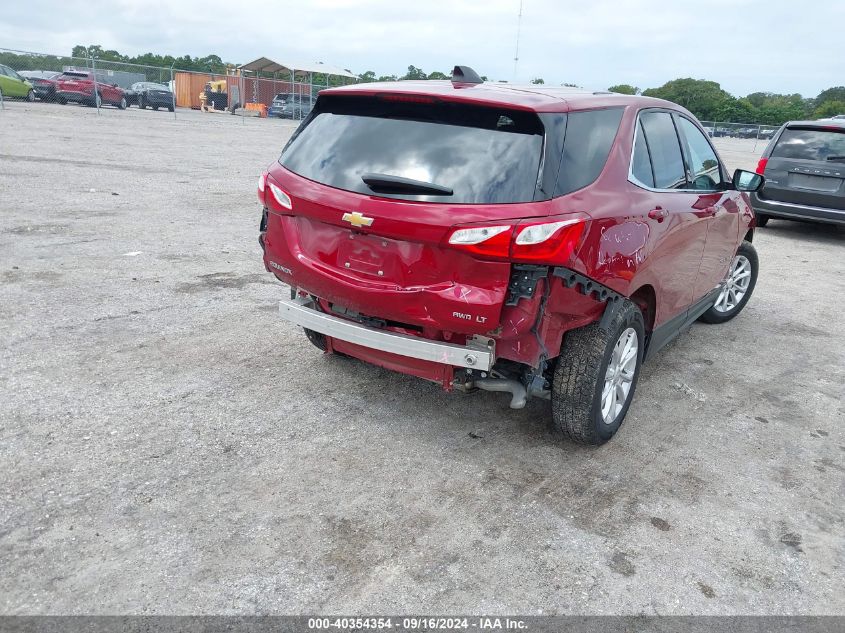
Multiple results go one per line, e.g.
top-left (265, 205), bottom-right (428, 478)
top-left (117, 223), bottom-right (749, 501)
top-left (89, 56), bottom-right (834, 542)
top-left (342, 212), bottom-right (374, 228)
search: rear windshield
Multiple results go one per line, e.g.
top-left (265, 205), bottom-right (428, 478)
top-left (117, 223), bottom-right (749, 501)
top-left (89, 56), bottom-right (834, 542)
top-left (279, 96), bottom-right (544, 204)
top-left (60, 72), bottom-right (90, 80)
top-left (771, 127), bottom-right (845, 161)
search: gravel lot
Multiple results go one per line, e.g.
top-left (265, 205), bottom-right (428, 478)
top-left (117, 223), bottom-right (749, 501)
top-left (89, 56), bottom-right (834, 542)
top-left (1, 101), bottom-right (843, 615)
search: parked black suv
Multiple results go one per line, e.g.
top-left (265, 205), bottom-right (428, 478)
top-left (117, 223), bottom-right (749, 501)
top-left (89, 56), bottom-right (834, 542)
top-left (751, 120), bottom-right (845, 226)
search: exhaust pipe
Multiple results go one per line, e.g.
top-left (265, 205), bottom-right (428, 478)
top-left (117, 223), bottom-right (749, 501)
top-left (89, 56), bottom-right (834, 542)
top-left (474, 378), bottom-right (528, 410)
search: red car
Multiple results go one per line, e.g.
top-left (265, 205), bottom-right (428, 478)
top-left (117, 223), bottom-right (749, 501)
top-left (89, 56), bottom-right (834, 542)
top-left (258, 66), bottom-right (763, 444)
top-left (54, 70), bottom-right (127, 109)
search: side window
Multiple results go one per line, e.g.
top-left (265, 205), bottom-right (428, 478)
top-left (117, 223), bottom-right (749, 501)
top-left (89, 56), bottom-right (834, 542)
top-left (678, 117), bottom-right (722, 190)
top-left (631, 120), bottom-right (655, 188)
top-left (554, 108), bottom-right (624, 197)
top-left (639, 111), bottom-right (687, 189)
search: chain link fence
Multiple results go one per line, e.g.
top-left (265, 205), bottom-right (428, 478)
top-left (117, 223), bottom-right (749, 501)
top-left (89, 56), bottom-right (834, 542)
top-left (699, 121), bottom-right (781, 152)
top-left (0, 48), bottom-right (793, 142)
top-left (0, 48), bottom-right (353, 121)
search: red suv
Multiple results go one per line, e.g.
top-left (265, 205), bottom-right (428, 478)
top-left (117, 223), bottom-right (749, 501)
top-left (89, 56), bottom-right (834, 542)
top-left (258, 66), bottom-right (763, 444)
top-left (55, 70), bottom-right (127, 109)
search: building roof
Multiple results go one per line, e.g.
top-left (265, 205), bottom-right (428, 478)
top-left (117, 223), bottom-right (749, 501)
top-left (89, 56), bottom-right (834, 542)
top-left (238, 57), bottom-right (356, 79)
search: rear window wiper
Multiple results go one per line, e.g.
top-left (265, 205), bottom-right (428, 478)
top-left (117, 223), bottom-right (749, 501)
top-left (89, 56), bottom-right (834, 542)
top-left (362, 173), bottom-right (453, 196)
top-left (825, 156), bottom-right (845, 162)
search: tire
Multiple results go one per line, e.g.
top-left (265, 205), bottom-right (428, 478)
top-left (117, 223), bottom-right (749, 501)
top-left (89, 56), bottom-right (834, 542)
top-left (95, 93), bottom-right (102, 108)
top-left (26, 89), bottom-right (35, 102)
top-left (57, 96), bottom-right (66, 105)
top-left (551, 300), bottom-right (645, 445)
top-left (168, 104), bottom-right (174, 112)
top-left (152, 105), bottom-right (158, 111)
top-left (755, 214), bottom-right (769, 227)
top-left (118, 97), bottom-right (127, 110)
top-left (304, 328), bottom-right (327, 351)
top-left (139, 97), bottom-right (146, 109)
top-left (698, 241), bottom-right (758, 324)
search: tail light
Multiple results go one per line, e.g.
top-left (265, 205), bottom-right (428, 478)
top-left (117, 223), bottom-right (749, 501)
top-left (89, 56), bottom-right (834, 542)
top-left (755, 158), bottom-right (768, 175)
top-left (446, 216), bottom-right (587, 264)
top-left (267, 182), bottom-right (293, 211)
top-left (257, 173), bottom-right (267, 203)
top-left (512, 218), bottom-right (585, 262)
top-left (447, 225), bottom-right (512, 258)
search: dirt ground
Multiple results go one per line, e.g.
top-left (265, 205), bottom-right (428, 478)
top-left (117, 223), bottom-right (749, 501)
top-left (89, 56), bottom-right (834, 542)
top-left (1, 101), bottom-right (843, 615)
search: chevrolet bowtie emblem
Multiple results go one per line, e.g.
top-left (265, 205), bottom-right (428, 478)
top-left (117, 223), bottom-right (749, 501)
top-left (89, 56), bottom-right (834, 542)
top-left (342, 212), bottom-right (374, 228)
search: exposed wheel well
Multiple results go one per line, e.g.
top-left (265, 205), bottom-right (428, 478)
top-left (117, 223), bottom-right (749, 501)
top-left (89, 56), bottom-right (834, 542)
top-left (744, 228), bottom-right (754, 243)
top-left (629, 284), bottom-right (656, 334)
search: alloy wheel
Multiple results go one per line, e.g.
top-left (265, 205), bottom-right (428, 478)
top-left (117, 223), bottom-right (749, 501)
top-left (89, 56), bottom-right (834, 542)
top-left (601, 327), bottom-right (638, 424)
top-left (714, 255), bottom-right (752, 313)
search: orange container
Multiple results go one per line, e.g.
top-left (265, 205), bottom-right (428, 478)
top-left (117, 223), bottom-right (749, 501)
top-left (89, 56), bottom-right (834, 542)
top-left (245, 102), bottom-right (268, 117)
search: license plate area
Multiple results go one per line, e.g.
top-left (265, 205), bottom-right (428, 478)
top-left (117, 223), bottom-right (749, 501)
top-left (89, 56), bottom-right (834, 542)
top-left (788, 173), bottom-right (842, 192)
top-left (336, 232), bottom-right (394, 278)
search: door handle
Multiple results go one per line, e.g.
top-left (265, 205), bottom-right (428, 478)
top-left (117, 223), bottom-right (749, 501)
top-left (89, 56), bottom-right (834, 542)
top-left (648, 207), bottom-right (668, 222)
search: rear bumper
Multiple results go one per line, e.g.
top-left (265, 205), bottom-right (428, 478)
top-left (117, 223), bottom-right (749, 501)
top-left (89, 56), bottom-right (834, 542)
top-left (144, 96), bottom-right (172, 106)
top-left (279, 296), bottom-right (495, 371)
top-left (751, 193), bottom-right (845, 225)
top-left (56, 90), bottom-right (93, 102)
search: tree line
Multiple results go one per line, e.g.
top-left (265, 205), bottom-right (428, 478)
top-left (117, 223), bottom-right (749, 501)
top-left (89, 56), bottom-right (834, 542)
top-left (3, 45), bottom-right (842, 125)
top-left (361, 68), bottom-right (844, 125)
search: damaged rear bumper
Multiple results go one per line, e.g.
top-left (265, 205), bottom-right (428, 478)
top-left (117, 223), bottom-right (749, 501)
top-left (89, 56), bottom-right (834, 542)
top-left (278, 296), bottom-right (495, 371)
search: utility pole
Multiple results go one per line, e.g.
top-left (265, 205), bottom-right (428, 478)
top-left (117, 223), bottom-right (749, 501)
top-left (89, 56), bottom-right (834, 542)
top-left (91, 55), bottom-right (100, 114)
top-left (513, 0), bottom-right (523, 82)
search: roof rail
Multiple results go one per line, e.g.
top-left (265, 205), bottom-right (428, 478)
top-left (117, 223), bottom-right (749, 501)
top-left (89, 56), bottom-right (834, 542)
top-left (451, 66), bottom-right (483, 85)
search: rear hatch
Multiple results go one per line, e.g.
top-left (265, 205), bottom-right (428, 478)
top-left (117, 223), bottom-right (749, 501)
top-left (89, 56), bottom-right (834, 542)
top-left (262, 94), bottom-right (555, 334)
top-left (57, 72), bottom-right (92, 94)
top-left (761, 124), bottom-right (845, 210)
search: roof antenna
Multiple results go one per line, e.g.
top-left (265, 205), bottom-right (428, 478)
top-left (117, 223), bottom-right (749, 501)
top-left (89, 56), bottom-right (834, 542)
top-left (513, 0), bottom-right (523, 81)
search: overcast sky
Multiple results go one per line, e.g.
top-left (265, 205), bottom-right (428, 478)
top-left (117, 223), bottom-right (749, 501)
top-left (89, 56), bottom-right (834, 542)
top-left (2, 0), bottom-right (843, 97)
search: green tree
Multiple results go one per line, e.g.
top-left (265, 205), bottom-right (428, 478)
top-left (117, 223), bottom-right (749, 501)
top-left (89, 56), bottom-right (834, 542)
top-left (377, 74), bottom-right (398, 82)
top-left (402, 65), bottom-right (427, 80)
top-left (815, 86), bottom-right (845, 105)
top-left (427, 71), bottom-right (449, 80)
top-left (608, 84), bottom-right (639, 95)
top-left (642, 78), bottom-right (732, 121)
top-left (713, 96), bottom-right (758, 123)
top-left (358, 70), bottom-right (377, 82)
top-left (814, 100), bottom-right (845, 119)
top-left (530, 77), bottom-right (544, 84)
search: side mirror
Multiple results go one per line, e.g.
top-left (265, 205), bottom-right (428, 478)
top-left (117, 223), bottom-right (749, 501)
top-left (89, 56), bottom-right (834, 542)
top-left (733, 168), bottom-right (764, 192)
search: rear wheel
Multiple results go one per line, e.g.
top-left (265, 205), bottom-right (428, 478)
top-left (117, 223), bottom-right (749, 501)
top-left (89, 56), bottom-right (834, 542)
top-left (698, 241), bottom-right (758, 324)
top-left (756, 214), bottom-right (769, 227)
top-left (139, 97), bottom-right (146, 109)
top-left (551, 300), bottom-right (645, 445)
top-left (168, 104), bottom-right (174, 112)
top-left (26, 89), bottom-right (35, 102)
top-left (118, 96), bottom-right (127, 110)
